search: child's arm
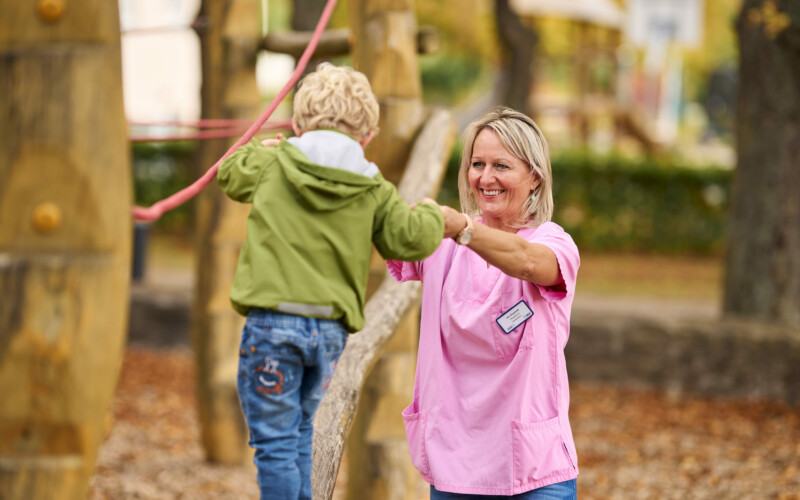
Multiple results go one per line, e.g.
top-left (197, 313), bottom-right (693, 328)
top-left (372, 186), bottom-right (445, 262)
top-left (218, 139), bottom-right (273, 203)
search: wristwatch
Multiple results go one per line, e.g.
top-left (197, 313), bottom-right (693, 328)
top-left (454, 213), bottom-right (474, 245)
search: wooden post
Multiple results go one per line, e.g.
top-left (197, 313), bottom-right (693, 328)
top-left (0, 1), bottom-right (131, 499)
top-left (193, 0), bottom-right (266, 464)
top-left (349, 0), bottom-right (424, 184)
top-left (344, 1), bottom-right (428, 498)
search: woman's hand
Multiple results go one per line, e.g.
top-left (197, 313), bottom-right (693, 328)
top-left (261, 133), bottom-right (284, 147)
top-left (440, 205), bottom-right (467, 239)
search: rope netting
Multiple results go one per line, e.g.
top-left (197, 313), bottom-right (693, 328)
top-left (132, 0), bottom-right (338, 222)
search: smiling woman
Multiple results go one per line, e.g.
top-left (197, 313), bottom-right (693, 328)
top-left (387, 107), bottom-right (581, 498)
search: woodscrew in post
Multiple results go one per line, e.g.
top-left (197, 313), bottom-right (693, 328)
top-left (32, 202), bottom-right (62, 234)
top-left (37, 0), bottom-right (66, 23)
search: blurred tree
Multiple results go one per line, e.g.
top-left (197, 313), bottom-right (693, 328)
top-left (724, 0), bottom-right (800, 327)
top-left (291, 0), bottom-right (330, 77)
top-left (292, 0), bottom-right (327, 29)
top-left (495, 0), bottom-right (539, 114)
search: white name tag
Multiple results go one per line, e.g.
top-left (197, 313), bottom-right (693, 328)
top-left (496, 300), bottom-right (533, 334)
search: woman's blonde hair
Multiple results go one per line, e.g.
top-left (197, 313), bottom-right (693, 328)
top-left (292, 62), bottom-right (379, 140)
top-left (457, 107), bottom-right (554, 227)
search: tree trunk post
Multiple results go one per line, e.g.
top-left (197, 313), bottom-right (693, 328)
top-left (0, 1), bottom-right (131, 498)
top-left (193, 0), bottom-right (265, 464)
top-left (344, 1), bottom-right (427, 498)
top-left (495, 0), bottom-right (538, 117)
top-left (724, 0), bottom-right (800, 327)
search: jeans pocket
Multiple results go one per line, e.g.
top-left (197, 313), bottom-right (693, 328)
top-left (511, 416), bottom-right (573, 489)
top-left (402, 404), bottom-right (432, 479)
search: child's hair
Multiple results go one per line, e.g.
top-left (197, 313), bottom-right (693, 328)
top-left (292, 62), bottom-right (380, 140)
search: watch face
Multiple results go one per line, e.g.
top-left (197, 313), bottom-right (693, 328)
top-left (458, 231), bottom-right (473, 245)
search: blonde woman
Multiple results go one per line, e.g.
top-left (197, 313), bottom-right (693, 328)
top-left (389, 108), bottom-right (580, 499)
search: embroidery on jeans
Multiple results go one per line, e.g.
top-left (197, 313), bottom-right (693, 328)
top-left (256, 357), bottom-right (284, 395)
top-left (321, 360), bottom-right (337, 392)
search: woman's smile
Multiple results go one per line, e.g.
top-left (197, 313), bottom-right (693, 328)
top-left (480, 188), bottom-right (504, 197)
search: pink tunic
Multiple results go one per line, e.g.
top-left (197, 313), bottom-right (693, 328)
top-left (387, 221), bottom-right (580, 495)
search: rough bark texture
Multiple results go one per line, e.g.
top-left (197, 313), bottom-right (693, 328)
top-left (193, 0), bottom-right (264, 465)
top-left (724, 0), bottom-right (800, 327)
top-left (342, 2), bottom-right (427, 498)
top-left (0, 1), bottom-right (131, 498)
top-left (495, 0), bottom-right (538, 116)
top-left (311, 109), bottom-right (456, 500)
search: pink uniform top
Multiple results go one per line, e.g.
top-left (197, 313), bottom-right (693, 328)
top-left (387, 221), bottom-right (580, 495)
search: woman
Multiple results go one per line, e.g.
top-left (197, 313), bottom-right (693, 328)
top-left (389, 107), bottom-right (580, 499)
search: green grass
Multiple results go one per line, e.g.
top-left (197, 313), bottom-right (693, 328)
top-left (578, 252), bottom-right (723, 302)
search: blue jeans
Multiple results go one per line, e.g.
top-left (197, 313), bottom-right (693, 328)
top-left (430, 479), bottom-right (577, 500)
top-left (237, 309), bottom-right (348, 500)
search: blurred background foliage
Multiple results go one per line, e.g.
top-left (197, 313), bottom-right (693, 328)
top-left (132, 141), bottom-right (196, 232)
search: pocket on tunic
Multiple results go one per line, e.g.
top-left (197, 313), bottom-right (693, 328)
top-left (491, 297), bottom-right (535, 359)
top-left (511, 416), bottom-right (574, 488)
top-left (402, 404), bottom-right (432, 478)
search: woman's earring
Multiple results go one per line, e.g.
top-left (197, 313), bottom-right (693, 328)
top-left (531, 193), bottom-right (536, 202)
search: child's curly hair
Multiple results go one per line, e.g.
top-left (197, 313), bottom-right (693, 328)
top-left (292, 63), bottom-right (379, 140)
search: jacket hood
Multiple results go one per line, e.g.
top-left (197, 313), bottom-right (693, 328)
top-left (279, 131), bottom-right (382, 211)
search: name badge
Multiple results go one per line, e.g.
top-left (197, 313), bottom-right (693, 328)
top-left (496, 300), bottom-right (533, 334)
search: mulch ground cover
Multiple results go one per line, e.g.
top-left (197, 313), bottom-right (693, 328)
top-left (89, 347), bottom-right (800, 500)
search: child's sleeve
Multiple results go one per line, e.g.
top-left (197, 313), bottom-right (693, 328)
top-left (372, 183), bottom-right (444, 262)
top-left (218, 139), bottom-right (272, 203)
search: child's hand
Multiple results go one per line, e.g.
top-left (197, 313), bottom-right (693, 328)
top-left (261, 133), bottom-right (284, 147)
top-left (440, 205), bottom-right (467, 239)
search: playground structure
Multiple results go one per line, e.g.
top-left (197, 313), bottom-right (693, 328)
top-left (0, 1), bottom-right (131, 498)
top-left (0, 0), bottom-right (455, 499)
top-left (510, 0), bottom-right (704, 154)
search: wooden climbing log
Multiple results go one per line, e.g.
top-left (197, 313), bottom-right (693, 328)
top-left (311, 108), bottom-right (457, 500)
top-left (0, 1), bottom-right (131, 499)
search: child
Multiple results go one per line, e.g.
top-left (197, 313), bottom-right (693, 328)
top-left (218, 62), bottom-right (444, 500)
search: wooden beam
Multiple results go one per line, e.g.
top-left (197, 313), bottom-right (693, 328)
top-left (260, 26), bottom-right (441, 59)
top-left (311, 109), bottom-right (456, 500)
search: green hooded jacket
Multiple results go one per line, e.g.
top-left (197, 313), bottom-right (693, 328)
top-left (218, 132), bottom-right (444, 332)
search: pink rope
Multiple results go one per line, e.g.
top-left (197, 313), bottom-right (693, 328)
top-left (132, 0), bottom-right (338, 222)
top-left (129, 119), bottom-right (292, 142)
top-left (130, 118), bottom-right (270, 128)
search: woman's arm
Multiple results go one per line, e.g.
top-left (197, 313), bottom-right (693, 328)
top-left (441, 205), bottom-right (562, 286)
